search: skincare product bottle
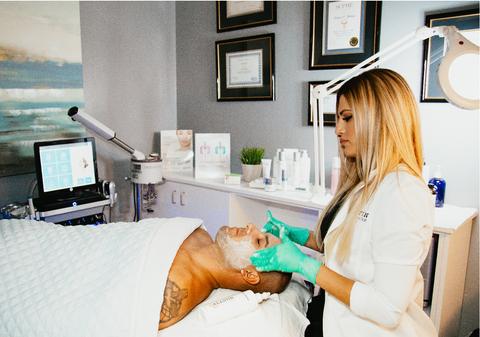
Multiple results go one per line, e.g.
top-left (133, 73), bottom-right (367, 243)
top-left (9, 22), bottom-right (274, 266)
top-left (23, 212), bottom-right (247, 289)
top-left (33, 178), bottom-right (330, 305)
top-left (279, 151), bottom-right (286, 188)
top-left (28, 196), bottom-right (36, 220)
top-left (261, 159), bottom-right (272, 180)
top-left (281, 170), bottom-right (287, 191)
top-left (199, 290), bottom-right (270, 327)
top-left (283, 149), bottom-right (298, 184)
top-left (428, 166), bottom-right (446, 207)
top-left (292, 151), bottom-right (301, 186)
top-left (265, 177), bottom-right (276, 192)
top-left (300, 150), bottom-right (311, 188)
top-left (330, 157), bottom-right (340, 196)
top-left (422, 160), bottom-right (430, 184)
top-left (273, 149), bottom-right (281, 180)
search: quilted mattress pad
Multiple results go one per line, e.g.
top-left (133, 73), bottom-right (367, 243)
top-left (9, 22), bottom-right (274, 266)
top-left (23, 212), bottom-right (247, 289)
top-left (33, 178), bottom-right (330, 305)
top-left (0, 217), bottom-right (204, 337)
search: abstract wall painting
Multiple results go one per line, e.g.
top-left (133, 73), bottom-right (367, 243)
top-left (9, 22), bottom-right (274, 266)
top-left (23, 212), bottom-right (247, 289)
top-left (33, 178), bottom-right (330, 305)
top-left (0, 1), bottom-right (85, 177)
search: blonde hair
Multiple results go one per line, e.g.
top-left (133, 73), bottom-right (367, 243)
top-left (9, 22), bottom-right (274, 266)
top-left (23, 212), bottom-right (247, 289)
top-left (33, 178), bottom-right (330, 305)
top-left (314, 68), bottom-right (424, 265)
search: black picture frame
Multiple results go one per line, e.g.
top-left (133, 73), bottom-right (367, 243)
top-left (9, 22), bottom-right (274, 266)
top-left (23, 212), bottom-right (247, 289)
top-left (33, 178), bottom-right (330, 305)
top-left (308, 81), bottom-right (343, 126)
top-left (217, 1), bottom-right (277, 33)
top-left (216, 33), bottom-right (275, 101)
top-left (421, 8), bottom-right (479, 103)
top-left (309, 1), bottom-right (382, 70)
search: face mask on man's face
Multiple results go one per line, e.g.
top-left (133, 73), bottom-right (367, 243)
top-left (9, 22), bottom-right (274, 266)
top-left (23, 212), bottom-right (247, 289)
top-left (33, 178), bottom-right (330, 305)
top-left (217, 228), bottom-right (256, 270)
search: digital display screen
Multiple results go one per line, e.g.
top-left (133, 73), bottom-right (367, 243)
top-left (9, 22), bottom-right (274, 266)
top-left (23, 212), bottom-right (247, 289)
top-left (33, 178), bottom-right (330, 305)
top-left (37, 140), bottom-right (97, 193)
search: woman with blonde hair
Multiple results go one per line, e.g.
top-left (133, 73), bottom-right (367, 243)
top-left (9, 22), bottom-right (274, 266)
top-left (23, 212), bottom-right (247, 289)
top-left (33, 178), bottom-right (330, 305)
top-left (251, 68), bottom-right (437, 336)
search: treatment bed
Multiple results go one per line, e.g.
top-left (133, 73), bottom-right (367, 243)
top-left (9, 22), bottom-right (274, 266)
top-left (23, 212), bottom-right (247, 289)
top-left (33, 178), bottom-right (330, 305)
top-left (0, 218), bottom-right (310, 337)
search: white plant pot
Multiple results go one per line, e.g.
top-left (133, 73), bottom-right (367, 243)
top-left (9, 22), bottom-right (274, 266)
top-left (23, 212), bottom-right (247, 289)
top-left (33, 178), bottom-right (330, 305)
top-left (242, 164), bottom-right (262, 182)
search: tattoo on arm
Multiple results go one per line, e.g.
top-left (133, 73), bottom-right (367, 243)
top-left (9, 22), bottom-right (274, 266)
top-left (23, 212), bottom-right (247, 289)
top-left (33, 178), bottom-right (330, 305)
top-left (160, 279), bottom-right (189, 324)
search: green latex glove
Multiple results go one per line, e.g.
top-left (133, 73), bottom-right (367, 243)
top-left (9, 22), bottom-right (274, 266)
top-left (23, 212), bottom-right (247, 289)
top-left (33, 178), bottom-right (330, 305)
top-left (261, 210), bottom-right (310, 246)
top-left (250, 227), bottom-right (322, 284)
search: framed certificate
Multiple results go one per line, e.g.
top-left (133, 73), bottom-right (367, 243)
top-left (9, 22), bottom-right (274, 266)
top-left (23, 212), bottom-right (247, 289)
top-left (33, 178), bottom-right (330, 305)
top-left (421, 8), bottom-right (479, 103)
top-left (217, 1), bottom-right (277, 33)
top-left (216, 33), bottom-right (275, 101)
top-left (308, 81), bottom-right (343, 126)
top-left (309, 1), bottom-right (382, 69)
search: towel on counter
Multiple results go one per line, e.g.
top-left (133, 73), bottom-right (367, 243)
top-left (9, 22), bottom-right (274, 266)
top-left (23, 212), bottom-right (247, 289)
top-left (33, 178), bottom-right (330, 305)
top-left (0, 217), bottom-right (204, 337)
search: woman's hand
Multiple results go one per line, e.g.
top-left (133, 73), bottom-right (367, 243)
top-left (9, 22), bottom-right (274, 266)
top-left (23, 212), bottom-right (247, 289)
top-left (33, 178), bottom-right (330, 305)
top-left (262, 211), bottom-right (310, 246)
top-left (250, 227), bottom-right (322, 284)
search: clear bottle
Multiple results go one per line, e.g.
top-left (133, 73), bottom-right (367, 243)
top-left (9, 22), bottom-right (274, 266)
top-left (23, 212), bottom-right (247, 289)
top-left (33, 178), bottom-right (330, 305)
top-left (279, 151), bottom-right (286, 189)
top-left (428, 166), bottom-right (446, 207)
top-left (300, 150), bottom-right (311, 188)
top-left (273, 148), bottom-right (281, 180)
top-left (198, 290), bottom-right (270, 326)
top-left (330, 157), bottom-right (340, 196)
top-left (292, 151), bottom-right (301, 186)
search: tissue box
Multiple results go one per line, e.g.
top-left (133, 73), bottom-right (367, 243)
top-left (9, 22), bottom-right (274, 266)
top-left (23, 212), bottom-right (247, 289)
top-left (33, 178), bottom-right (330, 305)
top-left (224, 174), bottom-right (241, 184)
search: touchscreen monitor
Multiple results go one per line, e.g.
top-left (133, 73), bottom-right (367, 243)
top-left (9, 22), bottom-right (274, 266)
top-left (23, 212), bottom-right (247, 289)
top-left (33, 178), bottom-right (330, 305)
top-left (34, 137), bottom-right (99, 199)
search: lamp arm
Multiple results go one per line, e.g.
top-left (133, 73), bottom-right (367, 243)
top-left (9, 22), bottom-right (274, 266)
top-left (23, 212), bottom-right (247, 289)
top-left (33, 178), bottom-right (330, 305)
top-left (68, 106), bottom-right (146, 160)
top-left (313, 26), bottom-right (444, 101)
top-left (310, 26), bottom-right (448, 204)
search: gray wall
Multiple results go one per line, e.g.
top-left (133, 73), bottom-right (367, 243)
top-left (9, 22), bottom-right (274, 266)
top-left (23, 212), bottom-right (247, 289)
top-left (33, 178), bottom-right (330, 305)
top-left (176, 1), bottom-right (479, 335)
top-left (0, 2), bottom-right (177, 223)
top-left (79, 1), bottom-right (177, 221)
top-left (0, 1), bottom-right (477, 335)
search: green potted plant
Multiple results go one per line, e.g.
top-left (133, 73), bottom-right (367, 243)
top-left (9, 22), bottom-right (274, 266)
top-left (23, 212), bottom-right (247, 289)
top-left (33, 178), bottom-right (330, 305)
top-left (241, 147), bottom-right (264, 182)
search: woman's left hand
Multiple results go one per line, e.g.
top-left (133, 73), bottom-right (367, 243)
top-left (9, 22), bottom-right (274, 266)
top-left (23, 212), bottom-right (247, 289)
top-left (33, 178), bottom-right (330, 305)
top-left (250, 228), bottom-right (322, 284)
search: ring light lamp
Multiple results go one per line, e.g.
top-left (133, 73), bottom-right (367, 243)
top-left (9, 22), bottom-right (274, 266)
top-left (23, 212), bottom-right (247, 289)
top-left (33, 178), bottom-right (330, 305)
top-left (436, 26), bottom-right (479, 110)
top-left (310, 25), bottom-right (479, 204)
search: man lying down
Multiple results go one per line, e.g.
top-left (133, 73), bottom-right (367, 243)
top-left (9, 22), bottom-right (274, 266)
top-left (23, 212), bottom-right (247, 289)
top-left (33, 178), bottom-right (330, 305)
top-left (0, 217), bottom-right (291, 336)
top-left (159, 222), bottom-right (291, 330)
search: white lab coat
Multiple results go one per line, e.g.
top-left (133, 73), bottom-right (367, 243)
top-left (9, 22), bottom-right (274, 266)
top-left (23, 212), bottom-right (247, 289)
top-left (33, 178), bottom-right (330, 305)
top-left (323, 168), bottom-right (438, 336)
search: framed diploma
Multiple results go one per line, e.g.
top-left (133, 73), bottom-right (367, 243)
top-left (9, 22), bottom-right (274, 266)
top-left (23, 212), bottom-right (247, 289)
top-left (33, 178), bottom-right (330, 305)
top-left (421, 8), bottom-right (479, 103)
top-left (308, 81), bottom-right (343, 126)
top-left (216, 33), bottom-right (275, 101)
top-left (309, 1), bottom-right (382, 69)
top-left (217, 1), bottom-right (277, 33)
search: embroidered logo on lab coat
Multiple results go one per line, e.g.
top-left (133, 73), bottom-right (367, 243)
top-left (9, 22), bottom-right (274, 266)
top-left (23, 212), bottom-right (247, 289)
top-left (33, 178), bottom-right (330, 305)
top-left (358, 211), bottom-right (369, 222)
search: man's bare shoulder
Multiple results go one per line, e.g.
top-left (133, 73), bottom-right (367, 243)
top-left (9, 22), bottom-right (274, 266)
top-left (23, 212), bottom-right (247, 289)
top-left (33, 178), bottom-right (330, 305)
top-left (182, 227), bottom-right (214, 247)
top-left (158, 227), bottom-right (215, 330)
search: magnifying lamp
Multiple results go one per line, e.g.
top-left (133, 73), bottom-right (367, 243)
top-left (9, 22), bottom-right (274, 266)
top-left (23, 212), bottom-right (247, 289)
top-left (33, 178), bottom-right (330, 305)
top-left (68, 107), bottom-right (163, 218)
top-left (310, 25), bottom-right (479, 204)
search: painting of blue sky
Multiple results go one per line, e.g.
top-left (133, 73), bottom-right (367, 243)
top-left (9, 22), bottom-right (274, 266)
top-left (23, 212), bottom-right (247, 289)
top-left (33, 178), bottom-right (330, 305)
top-left (0, 1), bottom-right (85, 177)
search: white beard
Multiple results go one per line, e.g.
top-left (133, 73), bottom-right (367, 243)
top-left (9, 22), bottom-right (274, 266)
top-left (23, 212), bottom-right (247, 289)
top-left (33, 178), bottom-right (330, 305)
top-left (216, 228), bottom-right (256, 270)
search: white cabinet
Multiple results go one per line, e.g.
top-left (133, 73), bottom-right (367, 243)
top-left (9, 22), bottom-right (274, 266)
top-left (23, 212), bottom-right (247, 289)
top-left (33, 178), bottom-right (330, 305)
top-left (427, 206), bottom-right (477, 337)
top-left (157, 181), bottom-right (230, 239)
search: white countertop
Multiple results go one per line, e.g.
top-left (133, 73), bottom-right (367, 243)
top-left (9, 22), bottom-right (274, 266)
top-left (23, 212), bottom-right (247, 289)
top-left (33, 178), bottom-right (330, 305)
top-left (433, 204), bottom-right (478, 234)
top-left (163, 172), bottom-right (328, 210)
top-left (163, 172), bottom-right (478, 233)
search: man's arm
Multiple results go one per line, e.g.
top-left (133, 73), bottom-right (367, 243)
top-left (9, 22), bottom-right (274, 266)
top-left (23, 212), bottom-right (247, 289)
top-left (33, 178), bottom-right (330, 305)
top-left (159, 279), bottom-right (189, 329)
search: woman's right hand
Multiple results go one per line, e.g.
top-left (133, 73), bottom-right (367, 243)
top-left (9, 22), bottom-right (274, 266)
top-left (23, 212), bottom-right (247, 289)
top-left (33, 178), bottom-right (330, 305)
top-left (262, 210), bottom-right (310, 246)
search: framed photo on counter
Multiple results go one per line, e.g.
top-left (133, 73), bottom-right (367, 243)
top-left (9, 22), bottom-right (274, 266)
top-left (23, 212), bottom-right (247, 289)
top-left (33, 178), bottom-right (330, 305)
top-left (421, 8), bottom-right (479, 103)
top-left (309, 1), bottom-right (382, 69)
top-left (216, 33), bottom-right (275, 101)
top-left (217, 1), bottom-right (277, 33)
